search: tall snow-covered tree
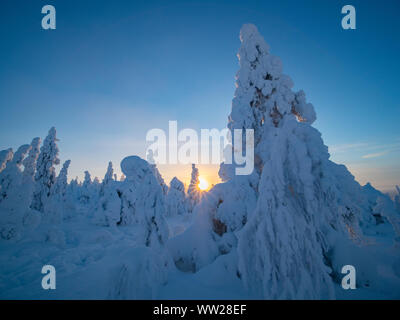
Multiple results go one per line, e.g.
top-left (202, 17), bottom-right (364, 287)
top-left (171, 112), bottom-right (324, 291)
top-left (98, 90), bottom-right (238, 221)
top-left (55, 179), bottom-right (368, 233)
top-left (231, 24), bottom-right (377, 299)
top-left (31, 127), bottom-right (60, 213)
top-left (187, 164), bottom-right (201, 211)
top-left (118, 156), bottom-right (169, 248)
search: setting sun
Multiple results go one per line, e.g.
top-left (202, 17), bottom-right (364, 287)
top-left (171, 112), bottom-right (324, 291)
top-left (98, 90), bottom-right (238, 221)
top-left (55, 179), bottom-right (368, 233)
top-left (198, 177), bottom-right (209, 191)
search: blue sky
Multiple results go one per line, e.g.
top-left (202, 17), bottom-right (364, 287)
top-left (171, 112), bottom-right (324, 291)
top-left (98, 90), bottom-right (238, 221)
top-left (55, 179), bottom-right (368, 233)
top-left (0, 0), bottom-right (399, 191)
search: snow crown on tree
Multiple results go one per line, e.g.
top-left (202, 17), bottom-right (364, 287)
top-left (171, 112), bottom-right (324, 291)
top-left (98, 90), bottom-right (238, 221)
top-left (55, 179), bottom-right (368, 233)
top-left (121, 156), bottom-right (152, 181)
top-left (22, 138), bottom-right (41, 180)
top-left (0, 148), bottom-right (13, 173)
top-left (31, 127), bottom-right (60, 212)
top-left (230, 24), bottom-right (316, 141)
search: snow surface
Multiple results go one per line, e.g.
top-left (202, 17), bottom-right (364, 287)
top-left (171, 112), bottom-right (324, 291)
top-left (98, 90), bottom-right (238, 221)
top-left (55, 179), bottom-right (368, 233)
top-left (0, 24), bottom-right (400, 300)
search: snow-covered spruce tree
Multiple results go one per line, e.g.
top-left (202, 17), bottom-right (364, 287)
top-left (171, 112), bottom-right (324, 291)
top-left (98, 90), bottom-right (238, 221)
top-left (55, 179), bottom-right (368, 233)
top-left (22, 138), bottom-right (41, 183)
top-left (0, 144), bottom-right (31, 240)
top-left (107, 156), bottom-right (172, 299)
top-left (16, 138), bottom-right (42, 222)
top-left (166, 177), bottom-right (188, 217)
top-left (79, 170), bottom-right (92, 205)
top-left (94, 161), bottom-right (121, 226)
top-left (117, 156), bottom-right (169, 246)
top-left (232, 24), bottom-right (381, 299)
top-left (100, 161), bottom-right (114, 196)
top-left (0, 144), bottom-right (31, 205)
top-left (187, 164), bottom-right (201, 211)
top-left (46, 160), bottom-right (71, 222)
top-left (65, 177), bottom-right (80, 212)
top-left (31, 127), bottom-right (60, 213)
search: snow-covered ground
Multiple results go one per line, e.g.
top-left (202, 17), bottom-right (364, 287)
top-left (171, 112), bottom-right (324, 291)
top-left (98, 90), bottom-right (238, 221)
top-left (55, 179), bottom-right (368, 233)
top-left (1, 210), bottom-right (399, 299)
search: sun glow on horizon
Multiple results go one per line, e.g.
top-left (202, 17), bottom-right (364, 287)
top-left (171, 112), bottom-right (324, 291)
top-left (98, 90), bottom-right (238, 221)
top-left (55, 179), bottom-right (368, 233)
top-left (198, 176), bottom-right (209, 191)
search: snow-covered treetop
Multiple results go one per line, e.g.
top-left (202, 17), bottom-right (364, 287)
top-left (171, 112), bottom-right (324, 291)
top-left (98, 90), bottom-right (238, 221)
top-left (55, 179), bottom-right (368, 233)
top-left (52, 160), bottom-right (71, 196)
top-left (23, 138), bottom-right (41, 178)
top-left (30, 128), bottom-right (60, 212)
top-left (35, 127), bottom-right (60, 181)
top-left (103, 161), bottom-right (114, 185)
top-left (121, 155), bottom-right (152, 181)
top-left (58, 160), bottom-right (71, 184)
top-left (83, 171), bottom-right (92, 186)
top-left (229, 24), bottom-right (316, 141)
top-left (169, 177), bottom-right (184, 192)
top-left (12, 145), bottom-right (31, 168)
top-left (189, 164), bottom-right (199, 187)
top-left (0, 148), bottom-right (13, 173)
top-left (187, 164), bottom-right (201, 209)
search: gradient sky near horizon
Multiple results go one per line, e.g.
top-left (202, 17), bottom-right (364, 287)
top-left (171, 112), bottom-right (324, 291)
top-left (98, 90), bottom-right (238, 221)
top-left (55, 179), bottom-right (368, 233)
top-left (0, 0), bottom-right (399, 192)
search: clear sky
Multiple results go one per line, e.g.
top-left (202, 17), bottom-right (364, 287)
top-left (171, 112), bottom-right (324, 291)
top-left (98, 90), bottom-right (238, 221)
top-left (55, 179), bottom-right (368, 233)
top-left (0, 0), bottom-right (399, 192)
